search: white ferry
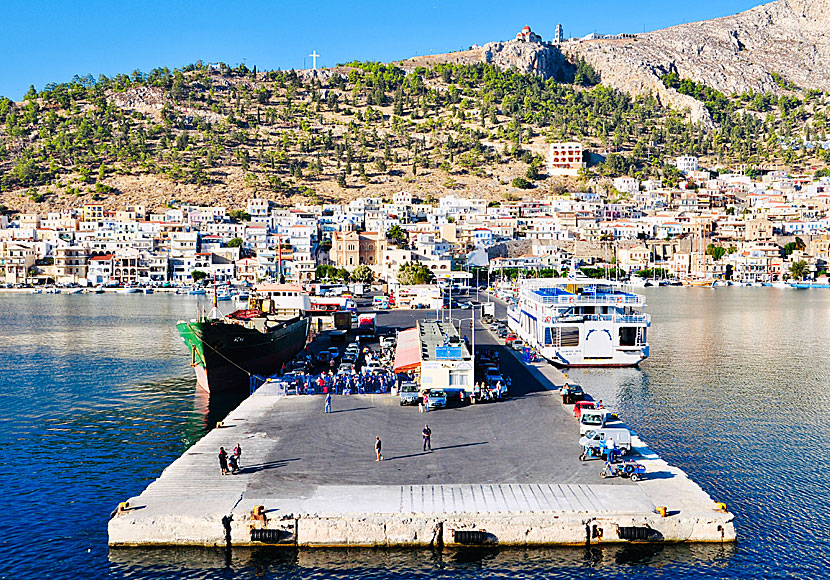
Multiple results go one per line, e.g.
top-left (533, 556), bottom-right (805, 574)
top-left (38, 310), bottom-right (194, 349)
top-left (507, 278), bottom-right (650, 367)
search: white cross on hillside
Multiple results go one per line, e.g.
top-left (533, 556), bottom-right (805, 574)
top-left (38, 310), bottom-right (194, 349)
top-left (309, 51), bottom-right (320, 70)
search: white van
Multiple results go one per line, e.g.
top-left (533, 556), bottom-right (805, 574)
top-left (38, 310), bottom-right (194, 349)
top-left (579, 428), bottom-right (632, 453)
top-left (579, 409), bottom-right (621, 435)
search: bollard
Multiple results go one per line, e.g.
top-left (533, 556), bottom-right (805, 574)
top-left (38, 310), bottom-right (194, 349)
top-left (117, 501), bottom-right (130, 513)
top-left (656, 506), bottom-right (667, 517)
top-left (216, 421), bottom-right (224, 429)
top-left (251, 505), bottom-right (267, 522)
top-left (715, 502), bottom-right (727, 512)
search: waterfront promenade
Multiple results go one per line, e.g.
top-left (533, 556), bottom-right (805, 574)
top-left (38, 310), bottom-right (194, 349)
top-left (109, 302), bottom-right (735, 547)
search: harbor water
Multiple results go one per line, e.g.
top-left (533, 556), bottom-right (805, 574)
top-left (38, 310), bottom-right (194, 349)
top-left (0, 290), bottom-right (828, 579)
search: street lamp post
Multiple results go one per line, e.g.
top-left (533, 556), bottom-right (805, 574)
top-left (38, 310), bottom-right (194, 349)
top-left (453, 308), bottom-right (476, 358)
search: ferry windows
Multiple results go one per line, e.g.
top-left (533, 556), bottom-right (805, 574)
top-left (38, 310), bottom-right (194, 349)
top-left (544, 327), bottom-right (553, 345)
top-left (619, 327), bottom-right (637, 346)
top-left (561, 328), bottom-right (579, 347)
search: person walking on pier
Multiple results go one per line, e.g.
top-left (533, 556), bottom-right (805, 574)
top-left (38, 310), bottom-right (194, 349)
top-left (422, 425), bottom-right (432, 451)
top-left (218, 447), bottom-right (229, 475)
top-left (375, 436), bottom-right (384, 461)
top-left (325, 392), bottom-right (332, 414)
top-left (232, 443), bottom-right (242, 467)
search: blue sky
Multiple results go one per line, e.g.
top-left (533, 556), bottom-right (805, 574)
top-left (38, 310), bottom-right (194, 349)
top-left (1, 0), bottom-right (766, 100)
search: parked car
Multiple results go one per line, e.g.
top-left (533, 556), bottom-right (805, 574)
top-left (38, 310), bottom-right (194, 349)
top-left (342, 353), bottom-right (357, 364)
top-left (399, 382), bottom-right (420, 406)
top-left (424, 389), bottom-right (447, 410)
top-left (380, 336), bottom-right (396, 348)
top-left (327, 346), bottom-right (340, 359)
top-left (364, 362), bottom-right (385, 375)
top-left (337, 362), bottom-right (355, 375)
top-left (579, 409), bottom-right (622, 435)
top-left (579, 428), bottom-right (632, 454)
top-left (504, 333), bottom-right (517, 344)
top-left (511, 339), bottom-right (524, 351)
top-left (560, 383), bottom-right (585, 404)
top-left (573, 400), bottom-right (597, 419)
top-left (484, 368), bottom-right (504, 385)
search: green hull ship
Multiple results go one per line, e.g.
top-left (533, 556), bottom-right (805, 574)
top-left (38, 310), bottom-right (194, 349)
top-left (177, 285), bottom-right (311, 394)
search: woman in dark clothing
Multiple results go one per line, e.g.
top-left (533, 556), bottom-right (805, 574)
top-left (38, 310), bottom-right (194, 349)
top-left (218, 447), bottom-right (229, 475)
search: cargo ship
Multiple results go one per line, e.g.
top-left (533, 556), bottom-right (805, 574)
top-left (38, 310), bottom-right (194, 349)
top-left (177, 284), bottom-right (311, 394)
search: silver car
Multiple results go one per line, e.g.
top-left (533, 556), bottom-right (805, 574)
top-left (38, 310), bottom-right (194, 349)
top-left (425, 389), bottom-right (447, 409)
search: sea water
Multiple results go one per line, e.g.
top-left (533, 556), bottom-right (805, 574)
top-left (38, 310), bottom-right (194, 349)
top-left (0, 290), bottom-right (827, 579)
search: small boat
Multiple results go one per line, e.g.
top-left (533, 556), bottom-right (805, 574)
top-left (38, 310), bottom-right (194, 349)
top-left (682, 278), bottom-right (715, 287)
top-left (117, 286), bottom-right (140, 294)
top-left (143, 287), bottom-right (154, 294)
top-left (188, 287), bottom-right (206, 295)
top-left (68, 288), bottom-right (84, 294)
top-left (772, 281), bottom-right (791, 289)
top-left (30, 289), bottom-right (42, 294)
top-left (93, 285), bottom-right (105, 294)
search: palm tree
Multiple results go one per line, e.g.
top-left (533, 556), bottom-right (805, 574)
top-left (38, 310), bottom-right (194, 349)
top-left (789, 260), bottom-right (808, 281)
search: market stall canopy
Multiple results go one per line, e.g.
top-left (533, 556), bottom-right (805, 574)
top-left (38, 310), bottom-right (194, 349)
top-left (393, 327), bottom-right (421, 373)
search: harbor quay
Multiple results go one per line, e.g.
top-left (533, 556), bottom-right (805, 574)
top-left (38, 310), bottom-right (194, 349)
top-left (108, 305), bottom-right (735, 548)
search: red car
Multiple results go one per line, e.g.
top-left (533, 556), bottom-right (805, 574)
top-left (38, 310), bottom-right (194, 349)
top-left (573, 400), bottom-right (597, 419)
top-left (504, 333), bottom-right (517, 344)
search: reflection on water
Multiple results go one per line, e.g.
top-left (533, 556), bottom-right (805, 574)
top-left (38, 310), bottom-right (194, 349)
top-left (1, 291), bottom-right (828, 579)
top-left (109, 543), bottom-right (738, 577)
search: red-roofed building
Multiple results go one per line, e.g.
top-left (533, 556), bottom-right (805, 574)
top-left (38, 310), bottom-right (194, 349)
top-left (87, 254), bottom-right (115, 285)
top-left (515, 26), bottom-right (542, 43)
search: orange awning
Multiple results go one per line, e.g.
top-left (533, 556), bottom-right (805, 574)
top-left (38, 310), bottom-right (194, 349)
top-left (393, 327), bottom-right (421, 373)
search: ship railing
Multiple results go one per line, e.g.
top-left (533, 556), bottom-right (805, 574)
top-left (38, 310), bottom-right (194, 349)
top-left (549, 314), bottom-right (650, 324)
top-left (525, 291), bottom-right (644, 306)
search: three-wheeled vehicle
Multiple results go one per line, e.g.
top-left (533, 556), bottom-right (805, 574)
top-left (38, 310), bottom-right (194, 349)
top-left (600, 460), bottom-right (646, 482)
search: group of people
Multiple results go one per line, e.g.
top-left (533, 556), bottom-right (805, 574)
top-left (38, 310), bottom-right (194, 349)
top-left (472, 379), bottom-right (509, 401)
top-left (275, 368), bottom-right (399, 396)
top-left (374, 425), bottom-right (432, 461)
top-left (217, 444), bottom-right (242, 475)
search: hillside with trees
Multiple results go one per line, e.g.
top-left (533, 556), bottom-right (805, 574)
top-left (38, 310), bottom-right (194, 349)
top-left (1, 53), bottom-right (828, 214)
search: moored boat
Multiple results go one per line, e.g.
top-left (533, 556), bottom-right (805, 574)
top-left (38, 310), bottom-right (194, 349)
top-left (508, 277), bottom-right (650, 368)
top-left (177, 284), bottom-right (311, 394)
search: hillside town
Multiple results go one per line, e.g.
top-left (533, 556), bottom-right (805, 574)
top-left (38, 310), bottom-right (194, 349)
top-left (3, 151), bottom-right (830, 288)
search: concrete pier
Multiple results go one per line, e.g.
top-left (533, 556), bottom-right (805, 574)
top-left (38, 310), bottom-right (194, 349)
top-left (109, 307), bottom-right (735, 548)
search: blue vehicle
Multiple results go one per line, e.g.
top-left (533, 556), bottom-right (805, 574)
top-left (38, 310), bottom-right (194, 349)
top-left (600, 460), bottom-right (646, 482)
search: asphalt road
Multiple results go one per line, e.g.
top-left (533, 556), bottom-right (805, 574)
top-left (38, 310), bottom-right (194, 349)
top-left (243, 296), bottom-right (626, 496)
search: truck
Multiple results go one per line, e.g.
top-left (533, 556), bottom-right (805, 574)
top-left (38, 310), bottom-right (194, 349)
top-left (333, 310), bottom-right (352, 331)
top-left (356, 313), bottom-right (377, 336)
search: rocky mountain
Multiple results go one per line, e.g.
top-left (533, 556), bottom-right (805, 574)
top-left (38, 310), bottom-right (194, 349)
top-left (566, 0), bottom-right (830, 124)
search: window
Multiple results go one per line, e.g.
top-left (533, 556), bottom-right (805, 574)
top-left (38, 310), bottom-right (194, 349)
top-left (544, 327), bottom-right (553, 346)
top-left (449, 370), bottom-right (469, 387)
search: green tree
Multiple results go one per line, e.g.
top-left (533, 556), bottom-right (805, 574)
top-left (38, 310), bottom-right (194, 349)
top-left (228, 209), bottom-right (251, 222)
top-left (398, 261), bottom-right (435, 285)
top-left (226, 237), bottom-right (243, 248)
top-left (706, 244), bottom-right (726, 261)
top-left (789, 260), bottom-right (808, 280)
top-left (191, 270), bottom-right (208, 284)
top-left (386, 224), bottom-right (407, 246)
top-left (511, 177), bottom-right (532, 189)
top-left (351, 264), bottom-right (374, 284)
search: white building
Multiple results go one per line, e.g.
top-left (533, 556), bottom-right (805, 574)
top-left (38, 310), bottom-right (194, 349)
top-left (613, 177), bottom-right (640, 194)
top-left (676, 156), bottom-right (699, 174)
